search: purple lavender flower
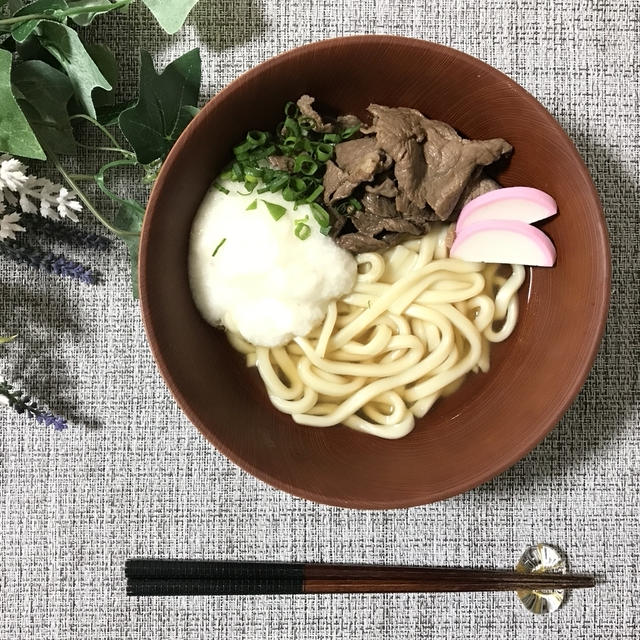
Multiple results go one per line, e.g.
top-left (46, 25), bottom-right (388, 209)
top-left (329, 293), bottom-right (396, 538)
top-left (0, 380), bottom-right (67, 431)
top-left (18, 215), bottom-right (112, 251)
top-left (0, 240), bottom-right (98, 284)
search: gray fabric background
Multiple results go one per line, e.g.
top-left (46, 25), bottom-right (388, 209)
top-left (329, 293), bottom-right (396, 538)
top-left (1, 0), bottom-right (639, 638)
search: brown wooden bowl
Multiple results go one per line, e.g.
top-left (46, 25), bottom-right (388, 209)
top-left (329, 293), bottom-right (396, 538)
top-left (140, 36), bottom-right (610, 508)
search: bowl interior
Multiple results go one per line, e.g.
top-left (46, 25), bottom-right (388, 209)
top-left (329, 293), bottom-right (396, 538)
top-left (140, 37), bottom-right (610, 508)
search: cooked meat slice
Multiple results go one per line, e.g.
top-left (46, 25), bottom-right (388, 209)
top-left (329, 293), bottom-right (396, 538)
top-left (378, 218), bottom-right (423, 235)
top-left (422, 124), bottom-right (511, 219)
top-left (323, 160), bottom-right (360, 203)
top-left (328, 206), bottom-right (347, 236)
top-left (337, 114), bottom-right (362, 130)
top-left (366, 103), bottom-right (511, 220)
top-left (451, 175), bottom-right (501, 216)
top-left (268, 155), bottom-right (294, 172)
top-left (335, 232), bottom-right (388, 253)
top-left (395, 192), bottom-right (440, 225)
top-left (352, 211), bottom-right (386, 235)
top-left (365, 177), bottom-right (398, 198)
top-left (361, 192), bottom-right (398, 219)
top-left (334, 137), bottom-right (384, 184)
top-left (353, 209), bottom-right (423, 238)
top-left (296, 94), bottom-right (333, 133)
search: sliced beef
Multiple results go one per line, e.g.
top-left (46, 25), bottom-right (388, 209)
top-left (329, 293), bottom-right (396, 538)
top-left (335, 232), bottom-right (388, 253)
top-left (328, 206), bottom-right (347, 236)
top-left (361, 192), bottom-right (398, 219)
top-left (421, 122), bottom-right (511, 219)
top-left (451, 175), bottom-right (501, 216)
top-left (337, 114), bottom-right (362, 130)
top-left (268, 155), bottom-right (294, 172)
top-left (334, 137), bottom-right (385, 184)
top-left (296, 95), bottom-right (333, 133)
top-left (366, 104), bottom-right (511, 220)
top-left (365, 177), bottom-right (398, 198)
top-left (323, 160), bottom-right (360, 204)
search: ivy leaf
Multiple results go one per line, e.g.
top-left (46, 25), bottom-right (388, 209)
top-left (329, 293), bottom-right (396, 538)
top-left (114, 201), bottom-right (143, 297)
top-left (95, 99), bottom-right (135, 126)
top-left (11, 59), bottom-right (75, 153)
top-left (84, 42), bottom-right (117, 107)
top-left (118, 48), bottom-right (200, 164)
top-left (10, 0), bottom-right (68, 44)
top-left (0, 49), bottom-right (45, 159)
top-left (68, 0), bottom-right (126, 26)
top-left (36, 20), bottom-right (111, 117)
top-left (141, 0), bottom-right (198, 34)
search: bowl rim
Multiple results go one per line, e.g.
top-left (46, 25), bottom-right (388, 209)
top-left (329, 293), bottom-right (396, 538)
top-left (139, 35), bottom-right (611, 509)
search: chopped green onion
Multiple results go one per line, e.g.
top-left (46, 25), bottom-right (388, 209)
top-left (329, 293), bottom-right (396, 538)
top-left (232, 162), bottom-right (244, 181)
top-left (257, 186), bottom-right (270, 194)
top-left (283, 177), bottom-right (307, 201)
top-left (263, 200), bottom-right (287, 221)
top-left (294, 214), bottom-right (309, 224)
top-left (219, 169), bottom-right (234, 181)
top-left (348, 197), bottom-right (363, 211)
top-left (309, 202), bottom-right (330, 227)
top-left (323, 133), bottom-right (341, 143)
top-left (294, 154), bottom-right (318, 176)
top-left (213, 182), bottom-right (229, 194)
top-left (284, 101), bottom-right (298, 117)
top-left (303, 184), bottom-right (324, 203)
top-left (247, 130), bottom-right (268, 146)
top-left (340, 125), bottom-right (361, 139)
top-left (233, 140), bottom-right (254, 156)
top-left (268, 174), bottom-right (289, 192)
top-left (319, 225), bottom-right (331, 236)
top-left (281, 136), bottom-right (298, 149)
top-left (298, 116), bottom-right (315, 131)
top-left (211, 238), bottom-right (226, 257)
top-left (246, 199), bottom-right (257, 210)
top-left (315, 143), bottom-right (333, 162)
top-left (283, 117), bottom-right (300, 137)
top-left (294, 222), bottom-right (311, 240)
top-left (242, 181), bottom-right (256, 193)
top-left (244, 166), bottom-right (262, 179)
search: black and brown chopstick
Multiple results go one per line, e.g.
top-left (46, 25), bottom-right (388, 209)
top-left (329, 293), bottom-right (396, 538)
top-left (125, 559), bottom-right (596, 597)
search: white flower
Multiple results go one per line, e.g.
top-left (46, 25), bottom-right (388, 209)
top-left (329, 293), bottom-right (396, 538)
top-left (0, 155), bottom-right (82, 222)
top-left (0, 155), bottom-right (29, 192)
top-left (56, 187), bottom-right (82, 222)
top-left (0, 209), bottom-right (25, 241)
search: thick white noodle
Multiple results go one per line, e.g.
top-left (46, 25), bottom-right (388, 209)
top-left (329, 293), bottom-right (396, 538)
top-left (227, 224), bottom-right (525, 439)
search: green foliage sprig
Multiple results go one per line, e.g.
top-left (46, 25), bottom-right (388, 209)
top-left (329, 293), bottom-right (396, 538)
top-left (0, 0), bottom-right (202, 295)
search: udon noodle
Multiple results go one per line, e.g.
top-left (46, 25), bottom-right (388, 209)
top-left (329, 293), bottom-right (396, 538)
top-left (228, 224), bottom-right (525, 439)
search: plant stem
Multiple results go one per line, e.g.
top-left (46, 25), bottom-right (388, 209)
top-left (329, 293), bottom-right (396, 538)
top-left (69, 113), bottom-right (128, 152)
top-left (49, 153), bottom-right (140, 238)
top-left (0, 0), bottom-right (134, 26)
top-left (68, 173), bottom-right (96, 181)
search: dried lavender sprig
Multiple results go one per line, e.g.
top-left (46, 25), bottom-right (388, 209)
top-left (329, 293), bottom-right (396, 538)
top-left (0, 380), bottom-right (67, 431)
top-left (0, 240), bottom-right (98, 284)
top-left (18, 214), bottom-right (112, 251)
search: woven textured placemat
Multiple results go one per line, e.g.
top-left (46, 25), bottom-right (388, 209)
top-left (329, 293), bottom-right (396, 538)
top-left (1, 1), bottom-right (638, 638)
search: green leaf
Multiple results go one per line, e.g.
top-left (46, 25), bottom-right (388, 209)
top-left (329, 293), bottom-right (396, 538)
top-left (11, 59), bottom-right (75, 153)
top-left (118, 48), bottom-right (200, 164)
top-left (141, 0), bottom-right (198, 34)
top-left (0, 49), bottom-right (45, 159)
top-left (67, 0), bottom-right (125, 26)
top-left (0, 334), bottom-right (18, 344)
top-left (114, 200), bottom-right (143, 297)
top-left (84, 42), bottom-right (117, 107)
top-left (10, 0), bottom-right (68, 44)
top-left (95, 98), bottom-right (134, 126)
top-left (36, 20), bottom-right (111, 117)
